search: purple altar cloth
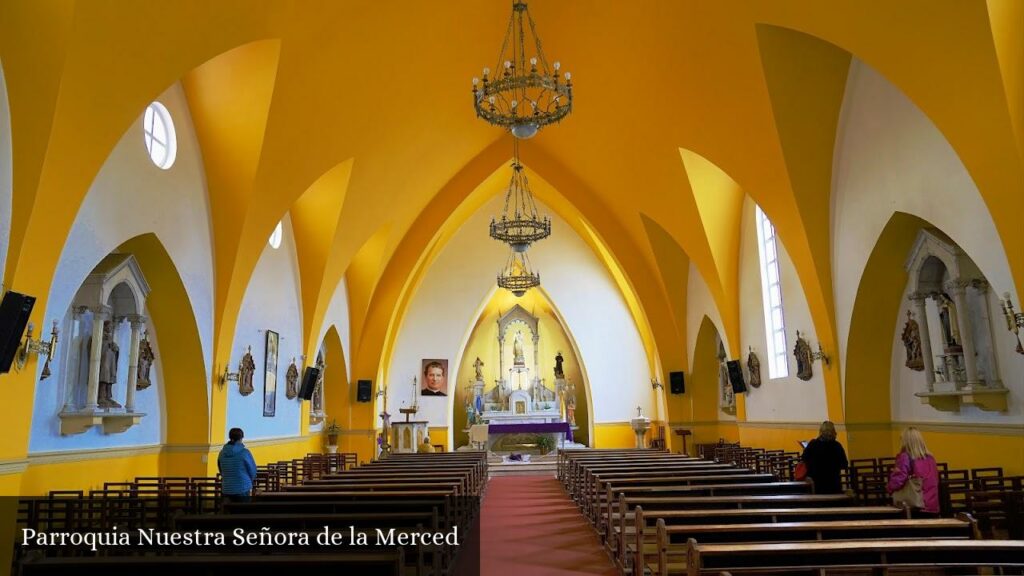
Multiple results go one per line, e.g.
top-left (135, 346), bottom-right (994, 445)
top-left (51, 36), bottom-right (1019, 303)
top-left (488, 422), bottom-right (573, 443)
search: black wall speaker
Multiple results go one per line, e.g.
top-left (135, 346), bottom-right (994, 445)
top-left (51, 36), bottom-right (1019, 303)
top-left (0, 291), bottom-right (36, 374)
top-left (356, 379), bottom-right (372, 403)
top-left (298, 366), bottom-right (320, 400)
top-left (726, 360), bottom-right (747, 393)
top-left (669, 371), bottom-right (685, 395)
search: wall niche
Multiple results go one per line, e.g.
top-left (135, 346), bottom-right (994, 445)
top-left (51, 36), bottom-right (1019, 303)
top-left (58, 253), bottom-right (153, 434)
top-left (902, 230), bottom-right (1007, 412)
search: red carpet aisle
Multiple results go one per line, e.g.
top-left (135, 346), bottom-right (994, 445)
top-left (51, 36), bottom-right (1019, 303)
top-left (480, 475), bottom-right (619, 576)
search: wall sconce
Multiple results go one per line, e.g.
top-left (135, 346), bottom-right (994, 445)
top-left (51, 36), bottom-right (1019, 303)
top-left (220, 363), bottom-right (240, 389)
top-left (811, 343), bottom-right (832, 368)
top-left (1001, 293), bottom-right (1024, 353)
top-left (650, 378), bottom-right (663, 391)
top-left (16, 321), bottom-right (59, 379)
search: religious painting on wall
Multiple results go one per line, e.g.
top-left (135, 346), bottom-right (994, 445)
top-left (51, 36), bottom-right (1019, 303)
top-left (420, 358), bottom-right (448, 396)
top-left (264, 330), bottom-right (279, 416)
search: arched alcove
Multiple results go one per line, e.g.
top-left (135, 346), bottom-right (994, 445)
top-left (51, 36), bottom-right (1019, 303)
top-left (452, 287), bottom-right (592, 449)
top-left (844, 212), bottom-right (1023, 466)
top-left (689, 316), bottom-right (738, 446)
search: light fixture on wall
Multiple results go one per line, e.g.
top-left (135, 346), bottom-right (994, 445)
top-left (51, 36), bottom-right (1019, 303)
top-left (1000, 293), bottom-right (1024, 354)
top-left (472, 1), bottom-right (572, 139)
top-left (16, 321), bottom-right (59, 380)
top-left (490, 140), bottom-right (551, 252)
top-left (811, 343), bottom-right (832, 368)
top-left (220, 363), bottom-right (239, 389)
top-left (497, 248), bottom-right (540, 297)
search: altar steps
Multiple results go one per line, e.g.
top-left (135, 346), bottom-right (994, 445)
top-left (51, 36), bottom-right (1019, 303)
top-left (488, 461), bottom-right (557, 478)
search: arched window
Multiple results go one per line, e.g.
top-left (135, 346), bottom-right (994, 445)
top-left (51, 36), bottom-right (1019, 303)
top-left (268, 221), bottom-right (283, 249)
top-left (143, 102), bottom-right (177, 169)
top-left (755, 205), bottom-right (788, 378)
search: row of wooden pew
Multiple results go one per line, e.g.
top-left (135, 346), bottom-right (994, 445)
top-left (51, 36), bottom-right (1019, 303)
top-left (16, 451), bottom-right (486, 575)
top-left (558, 447), bottom-right (1024, 576)
top-left (700, 440), bottom-right (1024, 539)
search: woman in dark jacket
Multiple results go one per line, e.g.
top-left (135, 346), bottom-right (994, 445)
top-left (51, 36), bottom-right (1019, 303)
top-left (801, 421), bottom-right (848, 494)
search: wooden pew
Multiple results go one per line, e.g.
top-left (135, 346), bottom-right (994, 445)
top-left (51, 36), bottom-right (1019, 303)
top-left (679, 538), bottom-right (1024, 576)
top-left (648, 515), bottom-right (979, 576)
top-left (584, 469), bottom-right (764, 526)
top-left (603, 482), bottom-right (812, 556)
top-left (624, 506), bottom-right (907, 576)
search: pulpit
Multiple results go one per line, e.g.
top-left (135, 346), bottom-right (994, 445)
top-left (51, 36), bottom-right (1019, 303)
top-left (391, 420), bottom-right (429, 454)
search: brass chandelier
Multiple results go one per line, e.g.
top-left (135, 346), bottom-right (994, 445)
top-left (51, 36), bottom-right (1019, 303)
top-left (497, 249), bottom-right (541, 298)
top-left (490, 140), bottom-right (551, 252)
top-left (472, 0), bottom-right (573, 139)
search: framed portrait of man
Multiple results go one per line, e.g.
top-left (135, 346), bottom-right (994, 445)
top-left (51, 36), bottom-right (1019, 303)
top-left (264, 330), bottom-right (279, 416)
top-left (420, 359), bottom-right (448, 397)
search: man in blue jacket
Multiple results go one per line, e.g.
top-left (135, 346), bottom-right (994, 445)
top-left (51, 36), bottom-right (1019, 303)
top-left (218, 427), bottom-right (257, 502)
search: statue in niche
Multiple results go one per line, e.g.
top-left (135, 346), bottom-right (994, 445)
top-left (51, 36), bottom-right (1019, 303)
top-left (901, 310), bottom-right (925, 371)
top-left (513, 330), bottom-right (526, 366)
top-left (720, 363), bottom-right (734, 407)
top-left (473, 357), bottom-right (484, 382)
top-left (747, 347), bottom-right (762, 388)
top-left (238, 346), bottom-right (256, 396)
top-left (793, 331), bottom-right (814, 381)
top-left (554, 351), bottom-right (565, 379)
top-left (718, 340), bottom-right (734, 408)
top-left (285, 359), bottom-right (299, 399)
top-left (311, 354), bottom-right (325, 415)
top-left (937, 294), bottom-right (962, 351)
top-left (98, 321), bottom-right (122, 408)
top-left (136, 333), bottom-right (155, 390)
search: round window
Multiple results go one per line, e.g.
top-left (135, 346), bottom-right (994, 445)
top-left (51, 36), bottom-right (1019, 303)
top-left (143, 101), bottom-right (177, 169)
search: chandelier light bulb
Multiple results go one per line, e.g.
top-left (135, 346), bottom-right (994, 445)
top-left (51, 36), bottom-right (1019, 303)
top-left (505, 60), bottom-right (512, 69)
top-left (530, 57), bottom-right (538, 66)
top-left (511, 100), bottom-right (518, 108)
top-left (472, 77), bottom-right (479, 86)
top-left (489, 96), bottom-right (496, 104)
top-left (483, 67), bottom-right (490, 76)
top-left (553, 61), bottom-right (561, 70)
top-left (565, 72), bottom-right (571, 81)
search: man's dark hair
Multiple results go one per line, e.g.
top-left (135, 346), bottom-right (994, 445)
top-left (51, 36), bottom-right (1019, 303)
top-left (228, 427), bottom-right (244, 444)
top-left (423, 361), bottom-right (445, 377)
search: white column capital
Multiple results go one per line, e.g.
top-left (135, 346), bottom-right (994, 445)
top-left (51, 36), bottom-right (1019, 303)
top-left (944, 278), bottom-right (972, 295)
top-left (125, 314), bottom-right (148, 328)
top-left (89, 304), bottom-right (112, 319)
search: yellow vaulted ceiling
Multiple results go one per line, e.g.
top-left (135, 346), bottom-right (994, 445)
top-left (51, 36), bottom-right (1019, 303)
top-left (1, 1), bottom-right (1022, 438)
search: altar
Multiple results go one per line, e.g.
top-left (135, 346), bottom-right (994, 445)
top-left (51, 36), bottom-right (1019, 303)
top-left (459, 304), bottom-right (587, 453)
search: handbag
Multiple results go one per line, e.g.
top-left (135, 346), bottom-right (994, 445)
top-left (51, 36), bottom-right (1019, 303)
top-left (891, 458), bottom-right (924, 509)
top-left (794, 461), bottom-right (808, 481)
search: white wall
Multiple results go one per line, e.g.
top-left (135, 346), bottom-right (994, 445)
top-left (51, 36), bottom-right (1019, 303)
top-left (0, 60), bottom-right (11, 289)
top-left (685, 261), bottom-right (730, 363)
top-left (316, 277), bottom-right (352, 385)
top-left (30, 82), bottom-right (214, 452)
top-left (831, 58), bottom-right (1020, 409)
top-left (739, 197), bottom-right (828, 423)
top-left (226, 214), bottom-right (304, 440)
top-left (387, 194), bottom-right (653, 431)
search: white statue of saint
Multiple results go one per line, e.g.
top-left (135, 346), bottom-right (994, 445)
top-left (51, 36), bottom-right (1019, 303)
top-left (513, 330), bottom-right (525, 366)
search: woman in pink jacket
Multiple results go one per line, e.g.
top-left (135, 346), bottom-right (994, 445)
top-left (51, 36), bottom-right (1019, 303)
top-left (887, 427), bottom-right (940, 515)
